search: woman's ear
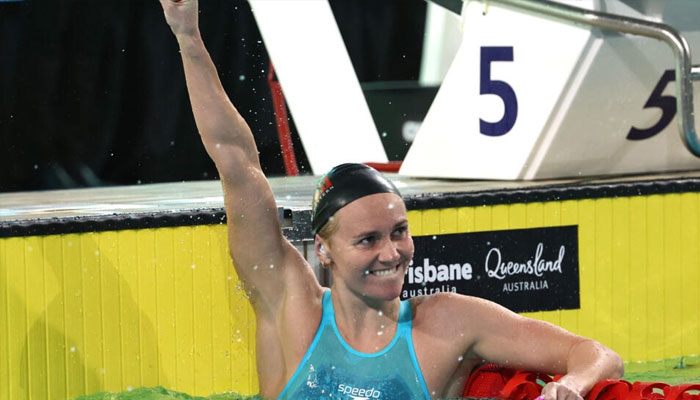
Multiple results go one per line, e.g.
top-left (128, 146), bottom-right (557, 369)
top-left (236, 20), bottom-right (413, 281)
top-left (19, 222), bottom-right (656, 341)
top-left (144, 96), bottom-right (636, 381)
top-left (315, 235), bottom-right (331, 267)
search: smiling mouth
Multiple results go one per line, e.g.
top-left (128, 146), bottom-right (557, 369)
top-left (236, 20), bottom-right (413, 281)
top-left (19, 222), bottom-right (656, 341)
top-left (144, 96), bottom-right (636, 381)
top-left (366, 265), bottom-right (401, 277)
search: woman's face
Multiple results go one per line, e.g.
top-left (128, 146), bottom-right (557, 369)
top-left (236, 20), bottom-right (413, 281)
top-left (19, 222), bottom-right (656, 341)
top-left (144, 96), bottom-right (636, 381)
top-left (322, 193), bottom-right (414, 302)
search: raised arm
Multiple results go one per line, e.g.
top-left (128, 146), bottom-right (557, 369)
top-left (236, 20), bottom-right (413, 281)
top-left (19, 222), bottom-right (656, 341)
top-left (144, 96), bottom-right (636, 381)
top-left (159, 0), bottom-right (317, 312)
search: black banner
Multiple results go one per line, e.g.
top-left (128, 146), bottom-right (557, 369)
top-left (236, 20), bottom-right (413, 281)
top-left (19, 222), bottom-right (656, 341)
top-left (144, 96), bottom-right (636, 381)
top-left (401, 226), bottom-right (580, 313)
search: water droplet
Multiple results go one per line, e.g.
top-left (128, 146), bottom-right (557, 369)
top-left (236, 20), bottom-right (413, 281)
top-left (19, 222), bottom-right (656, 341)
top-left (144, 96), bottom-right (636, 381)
top-left (70, 346), bottom-right (76, 353)
top-left (269, 264), bottom-right (275, 269)
top-left (252, 265), bottom-right (259, 270)
top-left (458, 355), bottom-right (464, 361)
top-left (377, 331), bottom-right (383, 336)
top-left (27, 246), bottom-right (33, 252)
top-left (191, 264), bottom-right (196, 269)
top-left (94, 250), bottom-right (100, 256)
top-left (378, 311), bottom-right (383, 316)
top-left (33, 164), bottom-right (38, 170)
top-left (387, 203), bottom-right (395, 209)
top-left (215, 143), bottom-right (221, 148)
top-left (381, 131), bottom-right (388, 138)
top-left (227, 276), bottom-right (232, 280)
top-left (127, 386), bottom-right (133, 391)
top-left (432, 235), bottom-right (437, 240)
top-left (239, 74), bottom-right (246, 81)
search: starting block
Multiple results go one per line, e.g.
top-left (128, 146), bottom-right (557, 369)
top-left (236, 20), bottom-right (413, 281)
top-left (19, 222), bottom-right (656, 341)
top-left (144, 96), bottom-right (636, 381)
top-left (401, 0), bottom-right (700, 179)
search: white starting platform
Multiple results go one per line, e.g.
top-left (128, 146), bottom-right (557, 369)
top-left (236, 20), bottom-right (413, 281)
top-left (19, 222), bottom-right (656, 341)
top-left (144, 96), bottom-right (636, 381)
top-left (402, 0), bottom-right (700, 179)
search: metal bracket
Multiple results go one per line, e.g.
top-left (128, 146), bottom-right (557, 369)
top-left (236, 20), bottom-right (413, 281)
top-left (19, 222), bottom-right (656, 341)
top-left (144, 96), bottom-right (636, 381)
top-left (280, 208), bottom-right (314, 244)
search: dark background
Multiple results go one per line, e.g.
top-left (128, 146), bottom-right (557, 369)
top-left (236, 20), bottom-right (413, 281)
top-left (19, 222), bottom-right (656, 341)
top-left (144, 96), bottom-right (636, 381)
top-left (0, 0), bottom-right (428, 192)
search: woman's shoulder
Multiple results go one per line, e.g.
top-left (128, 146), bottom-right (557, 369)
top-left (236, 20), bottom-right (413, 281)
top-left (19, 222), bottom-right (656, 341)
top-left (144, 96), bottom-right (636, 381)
top-left (410, 291), bottom-right (490, 311)
top-left (409, 292), bottom-right (513, 329)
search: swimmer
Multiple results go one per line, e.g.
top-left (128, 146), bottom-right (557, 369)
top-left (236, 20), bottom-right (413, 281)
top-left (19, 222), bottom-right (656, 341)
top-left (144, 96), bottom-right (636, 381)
top-left (159, 1), bottom-right (623, 399)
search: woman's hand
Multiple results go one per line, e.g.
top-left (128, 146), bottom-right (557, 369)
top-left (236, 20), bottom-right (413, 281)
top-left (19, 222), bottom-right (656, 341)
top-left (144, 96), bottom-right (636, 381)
top-left (158, 0), bottom-right (200, 38)
top-left (540, 380), bottom-right (584, 400)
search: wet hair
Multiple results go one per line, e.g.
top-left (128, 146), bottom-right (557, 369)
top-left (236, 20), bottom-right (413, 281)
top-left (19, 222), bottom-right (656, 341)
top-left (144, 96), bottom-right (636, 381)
top-left (311, 163), bottom-right (401, 235)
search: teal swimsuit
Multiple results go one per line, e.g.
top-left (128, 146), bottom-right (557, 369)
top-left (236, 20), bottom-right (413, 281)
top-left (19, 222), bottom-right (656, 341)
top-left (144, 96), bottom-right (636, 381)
top-left (278, 290), bottom-right (430, 399)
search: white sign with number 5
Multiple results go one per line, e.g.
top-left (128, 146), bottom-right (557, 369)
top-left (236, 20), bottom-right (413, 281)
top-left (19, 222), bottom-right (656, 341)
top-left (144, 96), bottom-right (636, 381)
top-left (401, 0), bottom-right (700, 179)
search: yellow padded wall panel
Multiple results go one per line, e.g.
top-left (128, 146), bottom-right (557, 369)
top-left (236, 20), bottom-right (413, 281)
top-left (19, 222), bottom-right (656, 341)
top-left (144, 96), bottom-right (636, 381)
top-left (679, 194), bottom-right (699, 363)
top-left (26, 236), bottom-right (48, 400)
top-left (576, 199), bottom-right (596, 343)
top-left (611, 198), bottom-right (631, 362)
top-left (1, 238), bottom-right (9, 400)
top-left (137, 228), bottom-right (159, 388)
top-left (558, 200), bottom-right (580, 335)
top-left (0, 226), bottom-right (257, 399)
top-left (100, 230), bottom-right (122, 392)
top-left (594, 198), bottom-right (613, 352)
top-left (646, 196), bottom-right (665, 362)
top-left (8, 237), bottom-right (29, 400)
top-left (628, 196), bottom-right (649, 367)
top-left (663, 195), bottom-right (682, 361)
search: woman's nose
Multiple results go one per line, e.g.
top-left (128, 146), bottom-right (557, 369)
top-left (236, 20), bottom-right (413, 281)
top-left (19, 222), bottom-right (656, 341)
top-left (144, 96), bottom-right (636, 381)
top-left (377, 238), bottom-right (400, 264)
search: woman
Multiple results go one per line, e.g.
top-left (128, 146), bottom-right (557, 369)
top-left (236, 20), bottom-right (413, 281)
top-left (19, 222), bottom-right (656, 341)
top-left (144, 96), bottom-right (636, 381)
top-left (159, 1), bottom-right (623, 399)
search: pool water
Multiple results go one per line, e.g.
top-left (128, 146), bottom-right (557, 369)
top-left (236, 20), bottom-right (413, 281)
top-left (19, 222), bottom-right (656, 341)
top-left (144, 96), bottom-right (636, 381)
top-left (75, 386), bottom-right (263, 400)
top-left (622, 364), bottom-right (700, 385)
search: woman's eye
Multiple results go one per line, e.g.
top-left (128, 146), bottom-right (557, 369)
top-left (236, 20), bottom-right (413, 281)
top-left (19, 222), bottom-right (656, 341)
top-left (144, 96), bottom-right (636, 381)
top-left (392, 226), bottom-right (408, 237)
top-left (358, 236), bottom-right (376, 245)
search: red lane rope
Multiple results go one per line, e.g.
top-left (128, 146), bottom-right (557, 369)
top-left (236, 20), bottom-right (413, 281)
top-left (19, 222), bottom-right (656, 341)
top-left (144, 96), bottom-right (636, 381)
top-left (463, 364), bottom-right (699, 400)
top-left (267, 62), bottom-right (299, 176)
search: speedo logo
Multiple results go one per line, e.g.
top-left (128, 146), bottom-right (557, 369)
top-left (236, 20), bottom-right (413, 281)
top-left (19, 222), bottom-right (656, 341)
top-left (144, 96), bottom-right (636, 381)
top-left (337, 383), bottom-right (381, 399)
top-left (406, 257), bottom-right (473, 284)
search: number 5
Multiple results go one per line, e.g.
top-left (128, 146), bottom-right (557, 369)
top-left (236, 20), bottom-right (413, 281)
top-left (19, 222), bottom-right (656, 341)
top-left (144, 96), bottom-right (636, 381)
top-left (627, 69), bottom-right (676, 141)
top-left (480, 46), bottom-right (518, 137)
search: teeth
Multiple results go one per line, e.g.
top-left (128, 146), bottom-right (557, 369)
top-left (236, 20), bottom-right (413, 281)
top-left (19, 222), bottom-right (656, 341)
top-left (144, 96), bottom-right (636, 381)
top-left (370, 266), bottom-right (397, 276)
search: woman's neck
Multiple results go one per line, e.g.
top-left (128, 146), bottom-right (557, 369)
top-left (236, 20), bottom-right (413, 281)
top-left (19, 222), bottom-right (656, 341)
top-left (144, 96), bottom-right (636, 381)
top-left (330, 287), bottom-right (402, 352)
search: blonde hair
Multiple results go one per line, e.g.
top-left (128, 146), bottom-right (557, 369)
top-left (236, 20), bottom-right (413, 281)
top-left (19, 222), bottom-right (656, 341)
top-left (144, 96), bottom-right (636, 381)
top-left (317, 214), bottom-right (340, 243)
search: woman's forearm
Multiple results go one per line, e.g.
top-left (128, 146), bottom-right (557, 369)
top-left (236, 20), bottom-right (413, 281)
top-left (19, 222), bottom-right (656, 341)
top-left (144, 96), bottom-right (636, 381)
top-left (557, 339), bottom-right (624, 396)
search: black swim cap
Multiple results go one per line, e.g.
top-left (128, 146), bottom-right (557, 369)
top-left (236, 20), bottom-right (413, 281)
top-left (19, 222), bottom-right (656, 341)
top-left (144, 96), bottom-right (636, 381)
top-left (311, 163), bottom-right (401, 235)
